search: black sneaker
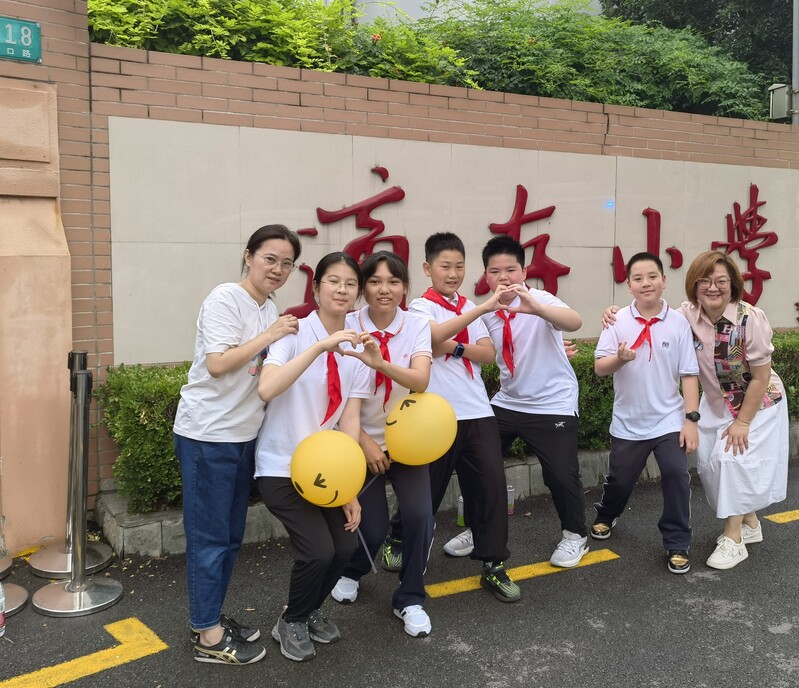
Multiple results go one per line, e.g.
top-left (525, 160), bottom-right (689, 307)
top-left (590, 518), bottom-right (618, 540)
top-left (271, 614), bottom-right (315, 662)
top-left (190, 614), bottom-right (261, 644)
top-left (667, 550), bottom-right (691, 574)
top-left (193, 631), bottom-right (267, 665)
top-left (381, 537), bottom-right (403, 572)
top-left (480, 561), bottom-right (521, 603)
top-left (308, 609), bottom-right (341, 644)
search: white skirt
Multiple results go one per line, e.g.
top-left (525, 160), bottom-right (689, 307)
top-left (696, 395), bottom-right (788, 519)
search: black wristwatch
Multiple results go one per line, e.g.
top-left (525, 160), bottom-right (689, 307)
top-left (685, 411), bottom-right (701, 422)
top-left (452, 342), bottom-right (465, 359)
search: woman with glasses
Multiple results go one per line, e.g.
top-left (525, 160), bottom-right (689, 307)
top-left (174, 224), bottom-right (301, 665)
top-left (254, 252), bottom-right (376, 662)
top-left (604, 250), bottom-right (788, 570)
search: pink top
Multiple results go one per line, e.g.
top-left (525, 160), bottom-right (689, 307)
top-left (679, 300), bottom-right (784, 419)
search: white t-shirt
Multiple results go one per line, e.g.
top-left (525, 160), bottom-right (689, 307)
top-left (483, 287), bottom-right (579, 416)
top-left (408, 293), bottom-right (494, 420)
top-left (174, 283), bottom-right (277, 442)
top-left (595, 299), bottom-right (699, 441)
top-left (346, 307), bottom-right (432, 450)
top-left (254, 311), bottom-right (371, 478)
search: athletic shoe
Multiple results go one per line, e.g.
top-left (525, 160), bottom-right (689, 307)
top-left (381, 537), bottom-right (403, 572)
top-left (307, 609), bottom-right (340, 644)
top-left (443, 528), bottom-right (474, 557)
top-left (480, 561), bottom-right (521, 603)
top-left (590, 518), bottom-right (618, 540)
top-left (190, 614), bottom-right (261, 644)
top-left (667, 550), bottom-right (691, 574)
top-left (550, 530), bottom-right (589, 568)
top-left (271, 615), bottom-right (315, 662)
top-left (394, 605), bottom-right (432, 637)
top-left (741, 522), bottom-right (763, 544)
top-left (331, 576), bottom-right (359, 604)
top-left (193, 630), bottom-right (266, 665)
top-left (706, 536), bottom-right (748, 570)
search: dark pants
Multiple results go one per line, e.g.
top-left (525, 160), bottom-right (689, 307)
top-left (344, 460), bottom-right (434, 609)
top-left (594, 433), bottom-right (692, 551)
top-left (394, 416), bottom-right (510, 563)
top-left (257, 477), bottom-right (357, 622)
top-left (493, 406), bottom-right (587, 537)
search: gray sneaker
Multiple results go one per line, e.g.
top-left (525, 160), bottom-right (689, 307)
top-left (271, 614), bottom-right (315, 662)
top-left (308, 609), bottom-right (341, 644)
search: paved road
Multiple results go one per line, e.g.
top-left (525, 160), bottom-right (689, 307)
top-left (2, 465), bottom-right (798, 688)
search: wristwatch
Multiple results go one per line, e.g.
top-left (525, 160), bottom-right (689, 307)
top-left (685, 411), bottom-right (701, 422)
top-left (452, 342), bottom-right (465, 359)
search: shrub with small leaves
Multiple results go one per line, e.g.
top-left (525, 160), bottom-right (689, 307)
top-left (96, 362), bottom-right (190, 513)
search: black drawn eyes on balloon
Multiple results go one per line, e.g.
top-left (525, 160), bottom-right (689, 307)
top-left (385, 398), bottom-right (416, 426)
top-left (294, 472), bottom-right (339, 506)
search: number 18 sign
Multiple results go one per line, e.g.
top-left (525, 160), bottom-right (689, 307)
top-left (1, 17), bottom-right (42, 64)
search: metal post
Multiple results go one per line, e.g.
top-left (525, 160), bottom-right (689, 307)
top-left (28, 351), bottom-right (113, 578)
top-left (32, 371), bottom-right (123, 617)
top-left (793, 0), bottom-right (799, 125)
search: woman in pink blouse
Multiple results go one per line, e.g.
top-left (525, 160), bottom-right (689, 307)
top-left (604, 250), bottom-right (788, 570)
top-left (679, 251), bottom-right (787, 570)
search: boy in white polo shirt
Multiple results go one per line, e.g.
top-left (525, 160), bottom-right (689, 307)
top-left (593, 251), bottom-right (700, 574)
top-left (449, 235), bottom-right (589, 569)
top-left (399, 232), bottom-right (520, 603)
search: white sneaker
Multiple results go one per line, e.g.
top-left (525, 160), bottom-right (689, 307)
top-left (331, 576), bottom-right (359, 604)
top-left (394, 605), bottom-right (431, 637)
top-left (741, 522), bottom-right (763, 544)
top-left (443, 528), bottom-right (474, 557)
top-left (549, 530), bottom-right (589, 568)
top-left (706, 536), bottom-right (748, 570)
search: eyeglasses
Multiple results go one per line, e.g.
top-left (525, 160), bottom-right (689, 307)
top-left (696, 277), bottom-right (730, 290)
top-left (253, 253), bottom-right (296, 272)
top-left (320, 278), bottom-right (360, 291)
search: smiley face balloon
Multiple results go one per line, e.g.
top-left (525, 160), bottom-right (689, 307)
top-left (291, 430), bottom-right (366, 507)
top-left (385, 392), bottom-right (457, 465)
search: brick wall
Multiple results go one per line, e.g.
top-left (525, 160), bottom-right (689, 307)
top-left (1, 1), bottom-right (798, 505)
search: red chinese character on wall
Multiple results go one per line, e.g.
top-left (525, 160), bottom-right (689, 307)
top-left (712, 184), bottom-right (777, 305)
top-left (612, 208), bottom-right (683, 283)
top-left (475, 184), bottom-right (570, 296)
top-left (285, 167), bottom-right (409, 315)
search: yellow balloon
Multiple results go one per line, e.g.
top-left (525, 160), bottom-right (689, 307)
top-left (291, 430), bottom-right (366, 507)
top-left (385, 392), bottom-right (457, 465)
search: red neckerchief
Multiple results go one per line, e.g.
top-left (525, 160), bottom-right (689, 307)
top-left (422, 288), bottom-right (473, 378)
top-left (496, 310), bottom-right (516, 376)
top-left (322, 351), bottom-right (341, 424)
top-left (371, 331), bottom-right (394, 410)
top-left (630, 308), bottom-right (666, 361)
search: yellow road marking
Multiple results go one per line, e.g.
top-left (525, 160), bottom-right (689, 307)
top-left (426, 548), bottom-right (619, 598)
top-left (764, 509), bottom-right (799, 524)
top-left (0, 618), bottom-right (168, 688)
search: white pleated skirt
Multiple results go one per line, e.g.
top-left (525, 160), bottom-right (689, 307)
top-left (696, 395), bottom-right (789, 519)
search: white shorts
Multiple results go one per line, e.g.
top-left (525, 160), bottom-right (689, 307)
top-left (696, 395), bottom-right (788, 519)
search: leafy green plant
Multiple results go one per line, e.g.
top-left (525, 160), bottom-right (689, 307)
top-left (96, 362), bottom-right (190, 513)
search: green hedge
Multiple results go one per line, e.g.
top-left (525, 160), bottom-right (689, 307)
top-left (98, 333), bottom-right (798, 512)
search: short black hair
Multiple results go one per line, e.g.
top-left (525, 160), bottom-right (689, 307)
top-left (625, 251), bottom-right (664, 277)
top-left (313, 252), bottom-right (363, 292)
top-left (360, 250), bottom-right (410, 288)
top-left (482, 235), bottom-right (525, 269)
top-left (424, 232), bottom-right (465, 263)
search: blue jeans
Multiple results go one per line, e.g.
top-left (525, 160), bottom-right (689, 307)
top-left (174, 433), bottom-right (255, 631)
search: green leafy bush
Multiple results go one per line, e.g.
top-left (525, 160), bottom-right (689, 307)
top-left (96, 362), bottom-right (190, 513)
top-left (87, 0), bottom-right (765, 119)
top-left (773, 330), bottom-right (799, 420)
